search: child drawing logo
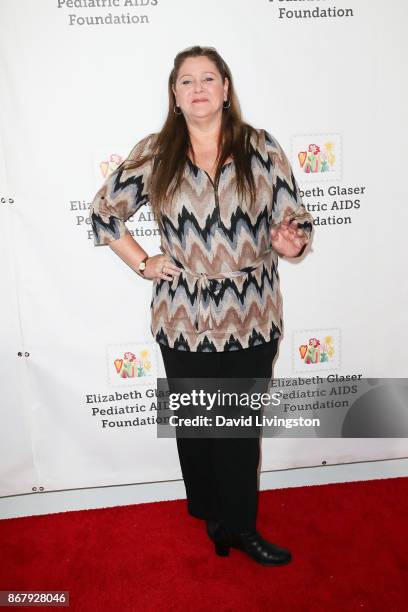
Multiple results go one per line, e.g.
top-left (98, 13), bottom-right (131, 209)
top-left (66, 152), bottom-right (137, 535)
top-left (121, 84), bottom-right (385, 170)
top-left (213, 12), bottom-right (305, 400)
top-left (114, 350), bottom-right (152, 378)
top-left (100, 154), bottom-right (123, 178)
top-left (298, 142), bottom-right (336, 174)
top-left (299, 336), bottom-right (335, 364)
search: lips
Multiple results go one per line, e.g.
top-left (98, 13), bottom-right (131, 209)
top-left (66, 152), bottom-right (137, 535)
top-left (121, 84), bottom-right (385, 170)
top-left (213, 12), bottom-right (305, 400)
top-left (192, 98), bottom-right (208, 103)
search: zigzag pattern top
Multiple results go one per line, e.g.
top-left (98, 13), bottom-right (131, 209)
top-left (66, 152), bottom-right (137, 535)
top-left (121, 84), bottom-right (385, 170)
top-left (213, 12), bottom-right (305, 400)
top-left (89, 128), bottom-right (314, 352)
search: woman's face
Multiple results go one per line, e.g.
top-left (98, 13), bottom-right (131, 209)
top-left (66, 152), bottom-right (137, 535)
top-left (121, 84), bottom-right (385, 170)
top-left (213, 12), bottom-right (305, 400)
top-left (172, 56), bottom-right (229, 124)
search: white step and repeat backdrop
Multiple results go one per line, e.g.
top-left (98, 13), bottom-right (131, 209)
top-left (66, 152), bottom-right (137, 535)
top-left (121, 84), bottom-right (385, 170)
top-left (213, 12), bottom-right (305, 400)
top-left (1, 0), bottom-right (407, 499)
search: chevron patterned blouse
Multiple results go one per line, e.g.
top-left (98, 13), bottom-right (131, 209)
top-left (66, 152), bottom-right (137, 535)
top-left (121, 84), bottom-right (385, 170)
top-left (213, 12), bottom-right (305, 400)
top-left (89, 127), bottom-right (314, 352)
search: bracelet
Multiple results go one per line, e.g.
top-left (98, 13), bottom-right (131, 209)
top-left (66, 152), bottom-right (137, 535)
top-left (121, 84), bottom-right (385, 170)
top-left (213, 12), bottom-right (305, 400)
top-left (138, 255), bottom-right (149, 276)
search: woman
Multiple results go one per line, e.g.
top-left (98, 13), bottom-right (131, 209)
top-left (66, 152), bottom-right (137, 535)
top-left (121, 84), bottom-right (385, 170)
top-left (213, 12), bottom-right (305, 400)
top-left (89, 45), bottom-right (314, 566)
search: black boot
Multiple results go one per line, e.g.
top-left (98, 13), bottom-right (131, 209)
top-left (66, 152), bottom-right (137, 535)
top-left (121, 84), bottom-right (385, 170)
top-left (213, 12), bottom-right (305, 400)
top-left (206, 519), bottom-right (222, 541)
top-left (214, 526), bottom-right (292, 566)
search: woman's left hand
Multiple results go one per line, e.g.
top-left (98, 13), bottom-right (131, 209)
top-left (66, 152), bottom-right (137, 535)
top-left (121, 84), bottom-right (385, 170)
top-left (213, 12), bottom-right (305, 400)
top-left (270, 217), bottom-right (309, 257)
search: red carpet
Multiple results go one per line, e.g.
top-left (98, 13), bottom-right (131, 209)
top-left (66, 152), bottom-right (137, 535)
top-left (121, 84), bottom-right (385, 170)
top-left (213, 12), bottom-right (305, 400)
top-left (0, 476), bottom-right (407, 611)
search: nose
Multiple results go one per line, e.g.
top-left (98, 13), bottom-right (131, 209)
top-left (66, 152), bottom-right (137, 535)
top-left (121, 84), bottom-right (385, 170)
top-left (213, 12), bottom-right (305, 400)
top-left (193, 79), bottom-right (204, 93)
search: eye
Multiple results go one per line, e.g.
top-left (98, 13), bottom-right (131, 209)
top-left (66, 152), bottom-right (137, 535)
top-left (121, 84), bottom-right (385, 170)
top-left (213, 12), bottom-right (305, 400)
top-left (205, 77), bottom-right (214, 81)
top-left (181, 80), bottom-right (191, 85)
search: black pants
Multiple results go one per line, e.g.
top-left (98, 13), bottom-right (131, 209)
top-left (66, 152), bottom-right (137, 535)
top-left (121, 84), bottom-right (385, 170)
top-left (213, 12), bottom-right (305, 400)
top-left (159, 338), bottom-right (279, 533)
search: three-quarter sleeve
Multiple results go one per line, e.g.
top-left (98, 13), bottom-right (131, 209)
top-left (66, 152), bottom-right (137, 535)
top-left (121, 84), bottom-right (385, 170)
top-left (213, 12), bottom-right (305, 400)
top-left (264, 129), bottom-right (314, 257)
top-left (89, 132), bottom-right (156, 246)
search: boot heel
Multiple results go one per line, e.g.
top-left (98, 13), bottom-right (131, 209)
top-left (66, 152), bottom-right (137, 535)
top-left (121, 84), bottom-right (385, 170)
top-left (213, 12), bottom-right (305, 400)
top-left (214, 540), bottom-right (230, 556)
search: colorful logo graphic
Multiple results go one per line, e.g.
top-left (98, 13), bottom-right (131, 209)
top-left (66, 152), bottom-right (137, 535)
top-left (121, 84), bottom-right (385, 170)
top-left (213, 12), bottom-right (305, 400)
top-left (114, 350), bottom-right (152, 378)
top-left (291, 134), bottom-right (342, 183)
top-left (100, 154), bottom-right (123, 178)
top-left (298, 336), bottom-right (335, 364)
top-left (298, 142), bottom-right (336, 174)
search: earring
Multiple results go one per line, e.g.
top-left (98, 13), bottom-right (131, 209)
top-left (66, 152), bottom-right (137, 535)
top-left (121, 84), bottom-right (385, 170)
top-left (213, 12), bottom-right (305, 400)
top-left (174, 105), bottom-right (182, 115)
top-left (223, 99), bottom-right (231, 109)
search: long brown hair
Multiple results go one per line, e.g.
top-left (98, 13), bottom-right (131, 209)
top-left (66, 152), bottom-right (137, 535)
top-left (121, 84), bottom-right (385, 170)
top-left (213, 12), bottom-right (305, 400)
top-left (118, 45), bottom-right (260, 225)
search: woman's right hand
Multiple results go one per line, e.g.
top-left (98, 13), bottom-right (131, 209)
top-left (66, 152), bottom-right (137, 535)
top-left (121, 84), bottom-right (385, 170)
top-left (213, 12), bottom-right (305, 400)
top-left (143, 254), bottom-right (182, 281)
